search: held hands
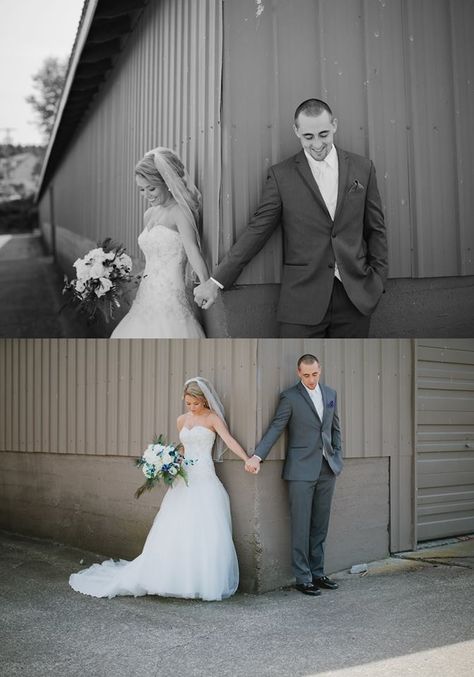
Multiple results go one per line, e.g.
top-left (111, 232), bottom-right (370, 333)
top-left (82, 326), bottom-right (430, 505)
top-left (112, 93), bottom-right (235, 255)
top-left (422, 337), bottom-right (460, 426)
top-left (194, 279), bottom-right (219, 310)
top-left (244, 455), bottom-right (261, 474)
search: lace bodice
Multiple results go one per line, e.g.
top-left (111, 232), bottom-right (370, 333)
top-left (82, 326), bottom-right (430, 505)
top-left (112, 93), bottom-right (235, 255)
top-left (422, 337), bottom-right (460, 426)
top-left (179, 426), bottom-right (217, 478)
top-left (110, 219), bottom-right (205, 338)
top-left (138, 225), bottom-right (187, 287)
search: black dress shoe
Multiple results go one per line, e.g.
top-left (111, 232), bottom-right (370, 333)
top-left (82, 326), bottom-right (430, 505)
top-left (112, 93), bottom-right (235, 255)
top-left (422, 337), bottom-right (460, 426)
top-left (295, 583), bottom-right (321, 596)
top-left (313, 576), bottom-right (338, 590)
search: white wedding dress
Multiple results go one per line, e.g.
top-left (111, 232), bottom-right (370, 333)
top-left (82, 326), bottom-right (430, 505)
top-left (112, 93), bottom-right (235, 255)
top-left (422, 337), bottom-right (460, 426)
top-left (110, 217), bottom-right (205, 338)
top-left (69, 426), bottom-right (239, 601)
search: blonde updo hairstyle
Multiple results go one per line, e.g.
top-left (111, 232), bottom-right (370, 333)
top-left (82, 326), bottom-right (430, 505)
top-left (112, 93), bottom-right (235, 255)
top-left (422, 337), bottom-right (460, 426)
top-left (135, 149), bottom-right (186, 188)
top-left (135, 155), bottom-right (167, 189)
top-left (183, 381), bottom-right (210, 408)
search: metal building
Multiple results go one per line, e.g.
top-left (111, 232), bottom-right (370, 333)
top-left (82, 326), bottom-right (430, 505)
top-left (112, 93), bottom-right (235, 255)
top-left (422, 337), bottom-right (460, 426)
top-left (1, 338), bottom-right (473, 591)
top-left (36, 0), bottom-right (474, 337)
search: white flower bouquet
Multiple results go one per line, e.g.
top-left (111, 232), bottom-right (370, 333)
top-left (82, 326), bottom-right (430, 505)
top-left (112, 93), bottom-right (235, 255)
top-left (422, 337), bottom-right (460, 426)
top-left (62, 238), bottom-right (139, 323)
top-left (134, 434), bottom-right (195, 498)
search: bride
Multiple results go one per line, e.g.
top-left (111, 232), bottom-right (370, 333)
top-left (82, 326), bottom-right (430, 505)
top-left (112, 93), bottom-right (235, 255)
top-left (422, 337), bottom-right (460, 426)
top-left (69, 377), bottom-right (252, 601)
top-left (111, 147), bottom-right (208, 338)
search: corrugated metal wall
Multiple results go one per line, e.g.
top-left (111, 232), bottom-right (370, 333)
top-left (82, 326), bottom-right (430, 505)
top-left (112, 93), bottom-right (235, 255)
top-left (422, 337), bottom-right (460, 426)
top-left (220, 0), bottom-right (474, 282)
top-left (0, 339), bottom-right (258, 458)
top-left (38, 0), bottom-right (222, 262)
top-left (416, 339), bottom-right (474, 541)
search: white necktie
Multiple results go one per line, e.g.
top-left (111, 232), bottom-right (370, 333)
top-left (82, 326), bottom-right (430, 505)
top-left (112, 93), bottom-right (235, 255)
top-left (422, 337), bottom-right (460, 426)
top-left (311, 387), bottom-right (324, 421)
top-left (314, 160), bottom-right (337, 220)
top-left (313, 159), bottom-right (341, 281)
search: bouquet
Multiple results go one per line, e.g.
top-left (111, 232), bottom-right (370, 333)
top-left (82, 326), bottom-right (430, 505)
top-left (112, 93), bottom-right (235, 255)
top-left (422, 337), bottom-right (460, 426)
top-left (62, 237), bottom-right (139, 323)
top-left (134, 434), bottom-right (196, 498)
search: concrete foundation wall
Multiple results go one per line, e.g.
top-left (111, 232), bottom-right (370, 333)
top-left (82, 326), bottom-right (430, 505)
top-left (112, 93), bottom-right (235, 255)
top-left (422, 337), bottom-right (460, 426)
top-left (201, 277), bottom-right (474, 339)
top-left (254, 458), bottom-right (390, 591)
top-left (0, 451), bottom-right (389, 593)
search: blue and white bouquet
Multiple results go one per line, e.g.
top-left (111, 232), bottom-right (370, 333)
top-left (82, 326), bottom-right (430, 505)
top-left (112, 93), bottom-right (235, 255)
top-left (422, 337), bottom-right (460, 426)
top-left (62, 237), bottom-right (140, 323)
top-left (134, 434), bottom-right (195, 498)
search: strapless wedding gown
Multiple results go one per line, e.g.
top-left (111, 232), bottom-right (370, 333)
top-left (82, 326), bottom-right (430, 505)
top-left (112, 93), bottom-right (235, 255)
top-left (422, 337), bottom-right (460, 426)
top-left (69, 426), bottom-right (239, 601)
top-left (110, 221), bottom-right (205, 338)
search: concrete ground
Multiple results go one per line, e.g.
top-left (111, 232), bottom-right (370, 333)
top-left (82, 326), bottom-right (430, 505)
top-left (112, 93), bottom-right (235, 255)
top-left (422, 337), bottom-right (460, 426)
top-left (1, 530), bottom-right (473, 677)
top-left (0, 232), bottom-right (96, 337)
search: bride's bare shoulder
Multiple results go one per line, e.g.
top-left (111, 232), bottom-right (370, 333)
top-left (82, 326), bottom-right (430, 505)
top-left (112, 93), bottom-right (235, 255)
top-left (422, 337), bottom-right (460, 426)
top-left (176, 413), bottom-right (187, 429)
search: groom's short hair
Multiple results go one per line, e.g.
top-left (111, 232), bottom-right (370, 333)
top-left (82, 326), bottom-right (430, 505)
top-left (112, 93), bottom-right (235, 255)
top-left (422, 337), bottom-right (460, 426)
top-left (297, 354), bottom-right (320, 369)
top-left (294, 99), bottom-right (333, 126)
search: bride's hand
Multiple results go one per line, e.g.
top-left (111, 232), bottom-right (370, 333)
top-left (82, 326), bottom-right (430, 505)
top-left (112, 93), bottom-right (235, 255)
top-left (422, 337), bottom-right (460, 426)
top-left (245, 457), bottom-right (260, 474)
top-left (194, 279), bottom-right (219, 310)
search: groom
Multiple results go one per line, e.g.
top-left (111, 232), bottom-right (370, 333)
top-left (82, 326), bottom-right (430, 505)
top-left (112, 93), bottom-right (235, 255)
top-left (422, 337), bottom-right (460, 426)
top-left (246, 354), bottom-right (343, 595)
top-left (194, 98), bottom-right (388, 337)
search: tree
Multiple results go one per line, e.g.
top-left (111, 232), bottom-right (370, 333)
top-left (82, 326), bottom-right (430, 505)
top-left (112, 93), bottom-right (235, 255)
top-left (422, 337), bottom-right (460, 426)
top-left (26, 56), bottom-right (68, 142)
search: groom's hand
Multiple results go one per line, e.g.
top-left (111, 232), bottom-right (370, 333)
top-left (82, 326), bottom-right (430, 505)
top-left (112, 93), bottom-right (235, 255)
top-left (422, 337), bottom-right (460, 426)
top-left (194, 279), bottom-right (220, 310)
top-left (245, 456), bottom-right (261, 474)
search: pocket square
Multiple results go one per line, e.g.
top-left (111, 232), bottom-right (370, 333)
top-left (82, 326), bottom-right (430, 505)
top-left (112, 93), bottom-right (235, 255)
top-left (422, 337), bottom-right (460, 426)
top-left (327, 400), bottom-right (335, 409)
top-left (349, 179), bottom-right (365, 192)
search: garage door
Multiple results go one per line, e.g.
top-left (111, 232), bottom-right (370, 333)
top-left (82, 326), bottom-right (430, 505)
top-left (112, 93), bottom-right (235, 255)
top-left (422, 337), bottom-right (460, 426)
top-left (416, 340), bottom-right (474, 541)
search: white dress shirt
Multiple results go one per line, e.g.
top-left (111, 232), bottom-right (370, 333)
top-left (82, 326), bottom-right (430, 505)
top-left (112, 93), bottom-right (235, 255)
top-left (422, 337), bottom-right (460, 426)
top-left (304, 145), bottom-right (341, 282)
top-left (302, 382), bottom-right (324, 421)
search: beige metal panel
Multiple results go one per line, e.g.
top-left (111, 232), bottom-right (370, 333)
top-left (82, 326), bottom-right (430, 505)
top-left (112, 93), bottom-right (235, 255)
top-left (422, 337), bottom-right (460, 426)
top-left (219, 0), bottom-right (473, 283)
top-left (0, 338), bottom-right (259, 460)
top-left (416, 339), bottom-right (474, 541)
top-left (256, 338), bottom-right (413, 460)
top-left (38, 0), bottom-right (222, 270)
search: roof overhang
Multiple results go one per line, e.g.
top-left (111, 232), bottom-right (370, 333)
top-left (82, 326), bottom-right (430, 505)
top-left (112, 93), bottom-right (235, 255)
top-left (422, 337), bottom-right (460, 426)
top-left (36, 0), bottom-right (148, 202)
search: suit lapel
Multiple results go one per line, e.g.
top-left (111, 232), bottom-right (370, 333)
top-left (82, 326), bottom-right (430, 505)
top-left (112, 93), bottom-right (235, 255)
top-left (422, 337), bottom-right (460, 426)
top-left (334, 146), bottom-right (349, 223)
top-left (320, 384), bottom-right (328, 423)
top-left (293, 151), bottom-right (332, 220)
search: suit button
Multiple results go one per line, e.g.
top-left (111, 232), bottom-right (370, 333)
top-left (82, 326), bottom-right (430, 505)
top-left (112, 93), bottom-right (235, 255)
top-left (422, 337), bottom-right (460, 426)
top-left (331, 233), bottom-right (336, 238)
top-left (328, 263), bottom-right (334, 269)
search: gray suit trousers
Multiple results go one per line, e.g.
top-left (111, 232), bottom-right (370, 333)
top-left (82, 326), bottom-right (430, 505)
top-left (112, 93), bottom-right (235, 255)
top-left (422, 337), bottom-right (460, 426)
top-left (287, 457), bottom-right (336, 583)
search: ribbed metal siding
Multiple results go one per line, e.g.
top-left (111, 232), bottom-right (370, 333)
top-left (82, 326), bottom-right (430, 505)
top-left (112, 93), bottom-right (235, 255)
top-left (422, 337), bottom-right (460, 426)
top-left (38, 0), bottom-right (222, 263)
top-left (0, 338), bottom-right (412, 458)
top-left (220, 0), bottom-right (474, 282)
top-left (416, 339), bottom-right (474, 541)
top-left (0, 339), bottom-right (258, 458)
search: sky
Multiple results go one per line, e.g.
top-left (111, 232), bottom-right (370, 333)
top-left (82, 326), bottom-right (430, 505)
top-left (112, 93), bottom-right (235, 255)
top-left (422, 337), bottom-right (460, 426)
top-left (0, 0), bottom-right (85, 145)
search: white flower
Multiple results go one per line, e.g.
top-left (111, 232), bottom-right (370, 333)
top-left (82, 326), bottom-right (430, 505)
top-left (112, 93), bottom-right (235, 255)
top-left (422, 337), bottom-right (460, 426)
top-left (168, 466), bottom-right (178, 476)
top-left (87, 247), bottom-right (115, 262)
top-left (88, 260), bottom-right (108, 280)
top-left (161, 449), bottom-right (175, 466)
top-left (95, 277), bottom-right (113, 298)
top-left (74, 279), bottom-right (87, 294)
top-left (116, 253), bottom-right (132, 272)
top-left (143, 443), bottom-right (164, 464)
top-left (73, 258), bottom-right (92, 281)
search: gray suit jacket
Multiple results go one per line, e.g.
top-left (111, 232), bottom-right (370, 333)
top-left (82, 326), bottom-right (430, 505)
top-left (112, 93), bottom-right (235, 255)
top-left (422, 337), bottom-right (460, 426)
top-left (214, 147), bottom-right (388, 325)
top-left (255, 382), bottom-right (343, 480)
